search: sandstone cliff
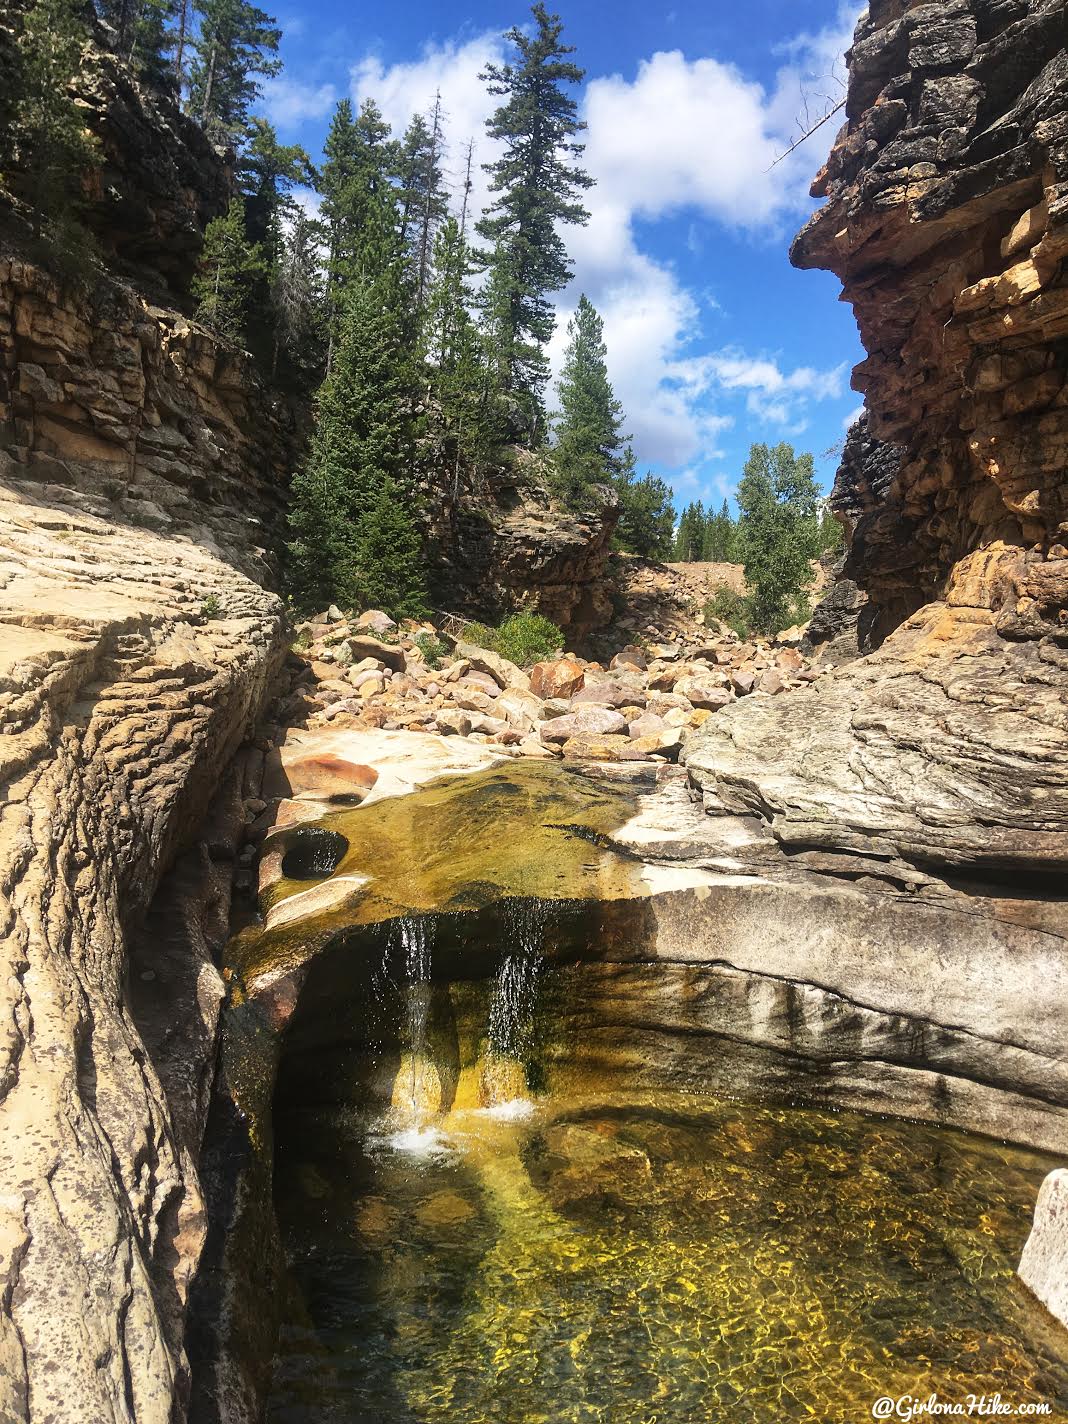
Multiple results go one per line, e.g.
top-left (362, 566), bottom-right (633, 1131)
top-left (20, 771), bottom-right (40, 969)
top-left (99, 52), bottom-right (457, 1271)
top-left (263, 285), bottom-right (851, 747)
top-left (683, 0), bottom-right (1068, 1154)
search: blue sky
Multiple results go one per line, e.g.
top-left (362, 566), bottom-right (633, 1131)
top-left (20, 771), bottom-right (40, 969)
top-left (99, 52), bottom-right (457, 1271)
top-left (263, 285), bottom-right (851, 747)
top-left (262, 0), bottom-right (866, 507)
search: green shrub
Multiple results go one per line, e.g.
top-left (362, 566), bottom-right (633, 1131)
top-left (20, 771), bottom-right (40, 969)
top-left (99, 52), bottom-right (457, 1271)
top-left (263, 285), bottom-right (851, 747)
top-left (704, 587), bottom-right (752, 640)
top-left (201, 594), bottom-right (222, 619)
top-left (414, 631), bottom-right (449, 670)
top-left (464, 612), bottom-right (563, 668)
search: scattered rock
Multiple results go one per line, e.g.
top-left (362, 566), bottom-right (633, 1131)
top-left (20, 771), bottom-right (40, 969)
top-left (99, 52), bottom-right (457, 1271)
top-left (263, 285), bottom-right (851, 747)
top-left (540, 707), bottom-right (629, 744)
top-left (530, 655), bottom-right (585, 699)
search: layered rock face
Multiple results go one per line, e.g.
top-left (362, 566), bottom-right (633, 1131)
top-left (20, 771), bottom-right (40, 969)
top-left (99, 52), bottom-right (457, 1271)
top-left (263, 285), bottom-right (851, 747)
top-left (0, 259), bottom-right (293, 578)
top-left (0, 256), bottom-right (291, 1419)
top-left (795, 0), bottom-right (1068, 634)
top-left (683, 0), bottom-right (1068, 1151)
top-left (423, 458), bottom-right (619, 637)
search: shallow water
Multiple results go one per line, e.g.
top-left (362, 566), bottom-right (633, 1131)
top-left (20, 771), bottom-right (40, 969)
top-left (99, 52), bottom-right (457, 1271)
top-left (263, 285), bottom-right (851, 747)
top-left (267, 1090), bottom-right (1068, 1424)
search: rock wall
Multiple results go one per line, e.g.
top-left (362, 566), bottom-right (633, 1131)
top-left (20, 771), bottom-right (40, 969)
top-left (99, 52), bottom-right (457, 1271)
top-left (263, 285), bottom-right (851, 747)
top-left (684, 0), bottom-right (1068, 1144)
top-left (0, 251), bottom-right (293, 1421)
top-left (794, 0), bottom-right (1068, 636)
top-left (422, 456), bottom-right (619, 638)
top-left (0, 259), bottom-right (293, 579)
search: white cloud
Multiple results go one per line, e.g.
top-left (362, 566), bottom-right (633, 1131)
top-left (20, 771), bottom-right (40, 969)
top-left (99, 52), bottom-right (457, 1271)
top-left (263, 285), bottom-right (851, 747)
top-left (842, 403), bottom-right (865, 429)
top-left (261, 75), bottom-right (338, 131)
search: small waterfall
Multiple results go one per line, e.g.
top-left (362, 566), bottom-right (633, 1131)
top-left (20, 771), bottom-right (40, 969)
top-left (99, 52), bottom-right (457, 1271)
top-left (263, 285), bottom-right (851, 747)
top-left (390, 914), bottom-right (441, 1122)
top-left (483, 898), bottom-right (550, 1105)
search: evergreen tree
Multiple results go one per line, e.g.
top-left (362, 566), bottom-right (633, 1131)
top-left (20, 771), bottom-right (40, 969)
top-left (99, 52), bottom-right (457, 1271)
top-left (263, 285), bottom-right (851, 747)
top-left (97, 0), bottom-right (178, 82)
top-left (703, 498), bottom-right (737, 562)
top-left (8, 0), bottom-right (101, 280)
top-left (552, 294), bottom-right (627, 503)
top-left (614, 450), bottom-right (674, 560)
top-left (188, 0), bottom-right (281, 143)
top-left (674, 501), bottom-right (706, 562)
top-left (352, 478), bottom-right (429, 618)
top-left (476, 3), bottom-right (593, 427)
top-left (286, 272), bottom-right (417, 610)
top-left (238, 117), bottom-right (314, 367)
top-left (273, 209), bottom-right (327, 390)
top-left (191, 197), bottom-right (266, 342)
top-left (736, 441), bottom-right (822, 633)
top-left (320, 97), bottom-right (403, 356)
top-left (396, 96), bottom-right (448, 311)
top-left (426, 216), bottom-right (493, 473)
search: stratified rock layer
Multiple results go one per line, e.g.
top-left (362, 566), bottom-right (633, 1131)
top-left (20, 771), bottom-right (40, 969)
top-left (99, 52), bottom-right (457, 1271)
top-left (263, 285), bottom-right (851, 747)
top-left (685, 0), bottom-right (1068, 1157)
top-left (794, 0), bottom-right (1068, 634)
top-left (0, 256), bottom-right (290, 1421)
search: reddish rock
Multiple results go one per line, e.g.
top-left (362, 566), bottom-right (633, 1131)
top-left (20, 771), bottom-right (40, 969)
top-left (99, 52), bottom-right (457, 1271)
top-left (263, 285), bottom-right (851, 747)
top-left (572, 679), bottom-right (648, 710)
top-left (263, 750), bottom-right (379, 802)
top-left (730, 669), bottom-right (756, 696)
top-left (530, 655), bottom-right (586, 699)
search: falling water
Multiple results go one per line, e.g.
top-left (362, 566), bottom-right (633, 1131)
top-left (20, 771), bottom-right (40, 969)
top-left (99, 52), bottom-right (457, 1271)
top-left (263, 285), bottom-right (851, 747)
top-left (390, 914), bottom-right (440, 1123)
top-left (483, 898), bottom-right (550, 1104)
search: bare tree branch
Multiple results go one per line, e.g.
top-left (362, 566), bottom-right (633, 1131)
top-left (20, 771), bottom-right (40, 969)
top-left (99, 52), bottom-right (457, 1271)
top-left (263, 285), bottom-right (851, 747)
top-left (766, 98), bottom-right (845, 172)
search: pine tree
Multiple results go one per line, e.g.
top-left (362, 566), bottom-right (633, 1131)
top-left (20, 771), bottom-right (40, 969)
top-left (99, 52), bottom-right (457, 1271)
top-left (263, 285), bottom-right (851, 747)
top-left (191, 197), bottom-right (266, 343)
top-left (8, 0), bottom-right (101, 280)
top-left (97, 0), bottom-right (178, 82)
top-left (736, 441), bottom-right (822, 633)
top-left (352, 478), bottom-right (429, 619)
top-left (674, 501), bottom-right (706, 562)
top-left (476, 3), bottom-right (593, 427)
top-left (188, 0), bottom-right (281, 143)
top-left (396, 96), bottom-right (448, 311)
top-left (320, 98), bottom-right (403, 357)
top-left (703, 498), bottom-right (736, 562)
top-left (552, 294), bottom-right (627, 504)
top-left (273, 209), bottom-right (326, 390)
top-left (238, 117), bottom-right (314, 368)
top-left (614, 450), bottom-right (674, 560)
top-left (426, 216), bottom-right (492, 473)
top-left (286, 272), bottom-right (416, 610)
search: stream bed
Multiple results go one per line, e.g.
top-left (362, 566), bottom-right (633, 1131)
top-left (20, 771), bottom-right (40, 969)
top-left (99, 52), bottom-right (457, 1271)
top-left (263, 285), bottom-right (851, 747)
top-left (266, 1088), bottom-right (1068, 1423)
top-left (235, 760), bottom-right (1068, 1422)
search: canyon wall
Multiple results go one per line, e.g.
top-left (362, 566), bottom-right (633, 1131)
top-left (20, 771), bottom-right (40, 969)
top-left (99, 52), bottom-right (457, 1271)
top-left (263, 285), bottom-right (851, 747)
top-left (0, 253), bottom-right (293, 1421)
top-left (1, 50), bottom-right (294, 1406)
top-left (685, 0), bottom-right (1068, 1319)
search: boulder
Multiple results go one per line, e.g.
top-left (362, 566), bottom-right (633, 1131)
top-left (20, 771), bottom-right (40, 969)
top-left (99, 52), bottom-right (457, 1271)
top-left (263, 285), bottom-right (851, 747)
top-left (628, 712), bottom-right (668, 740)
top-left (530, 655), bottom-right (585, 699)
top-left (684, 685), bottom-right (732, 712)
top-left (730, 669), bottom-right (756, 696)
top-left (560, 733), bottom-right (649, 761)
top-left (343, 635), bottom-right (406, 673)
top-left (459, 671), bottom-right (501, 697)
top-left (453, 689), bottom-right (498, 714)
top-left (610, 644), bottom-right (647, 671)
top-left (540, 706), bottom-right (629, 744)
top-left (436, 709), bottom-right (473, 736)
top-left (496, 687), bottom-right (545, 731)
top-left (758, 669), bottom-right (785, 695)
top-left (356, 609), bottom-right (397, 636)
top-left (1018, 1170), bottom-right (1068, 1330)
top-left (454, 640), bottom-right (531, 692)
top-left (572, 679), bottom-right (648, 710)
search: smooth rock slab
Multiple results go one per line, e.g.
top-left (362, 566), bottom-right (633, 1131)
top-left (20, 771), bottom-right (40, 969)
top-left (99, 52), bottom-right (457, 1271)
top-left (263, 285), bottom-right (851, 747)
top-left (540, 707), bottom-right (629, 744)
top-left (1019, 1170), bottom-right (1068, 1329)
